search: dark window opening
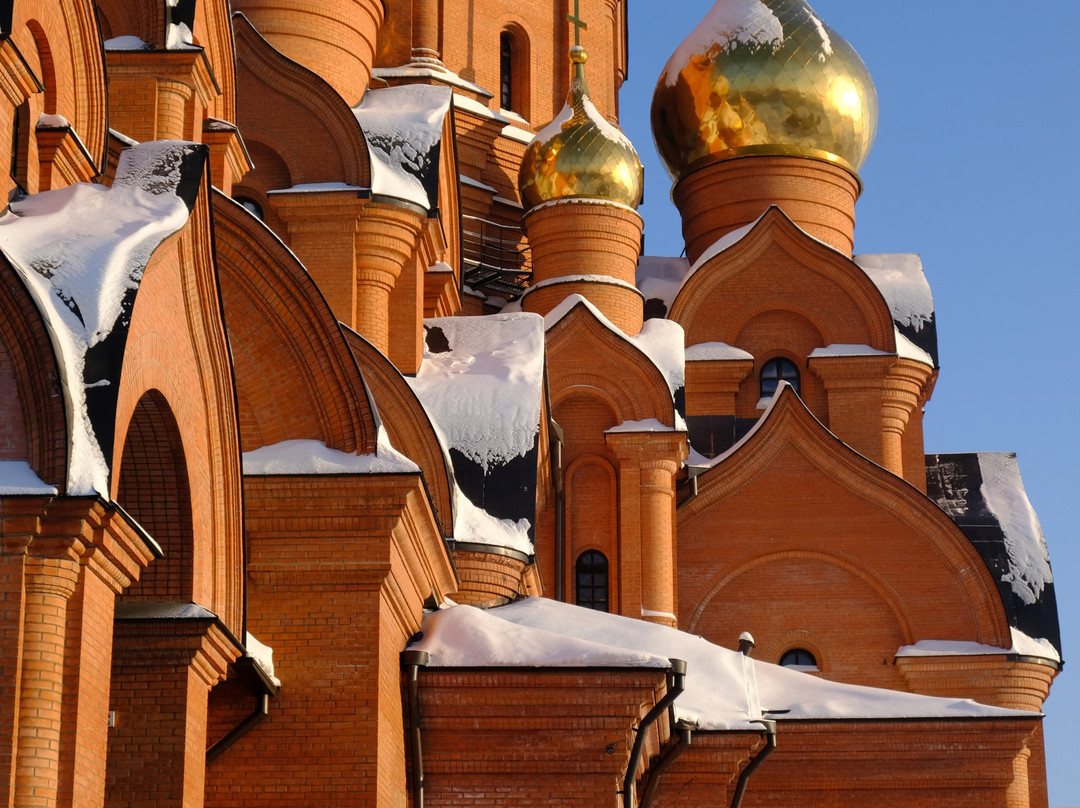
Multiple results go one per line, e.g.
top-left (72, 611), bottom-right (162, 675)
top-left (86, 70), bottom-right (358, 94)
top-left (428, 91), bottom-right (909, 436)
top-left (235, 196), bottom-right (264, 221)
top-left (500, 32), bottom-right (513, 111)
top-left (779, 648), bottom-right (817, 668)
top-left (575, 550), bottom-right (608, 612)
top-left (760, 357), bottom-right (800, 397)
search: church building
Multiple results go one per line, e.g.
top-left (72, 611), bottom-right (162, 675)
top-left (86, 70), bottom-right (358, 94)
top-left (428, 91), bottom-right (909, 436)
top-left (0, 0), bottom-right (1062, 806)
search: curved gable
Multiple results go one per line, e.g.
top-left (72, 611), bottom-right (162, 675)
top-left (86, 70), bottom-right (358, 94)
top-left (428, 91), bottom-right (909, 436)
top-left (680, 386), bottom-right (1012, 672)
top-left (212, 191), bottom-right (378, 456)
top-left (343, 328), bottom-right (456, 538)
top-left (233, 14), bottom-right (370, 190)
top-left (0, 255), bottom-right (67, 485)
top-left (546, 302), bottom-right (675, 427)
top-left (670, 207), bottom-right (896, 353)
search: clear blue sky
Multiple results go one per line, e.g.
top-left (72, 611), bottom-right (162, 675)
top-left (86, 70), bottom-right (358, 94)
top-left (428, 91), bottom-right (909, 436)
top-left (616, 1), bottom-right (1079, 803)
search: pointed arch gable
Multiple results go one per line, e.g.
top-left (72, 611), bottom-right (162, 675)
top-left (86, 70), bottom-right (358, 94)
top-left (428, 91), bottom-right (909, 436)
top-left (12, 0), bottom-right (107, 172)
top-left (681, 386), bottom-right (1011, 651)
top-left (670, 207), bottom-right (896, 353)
top-left (233, 13), bottom-right (370, 189)
top-left (342, 328), bottom-right (455, 538)
top-left (212, 190), bottom-right (378, 456)
top-left (546, 302), bottom-right (675, 426)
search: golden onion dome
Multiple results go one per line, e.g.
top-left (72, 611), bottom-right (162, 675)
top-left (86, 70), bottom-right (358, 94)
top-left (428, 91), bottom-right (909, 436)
top-left (651, 0), bottom-right (878, 181)
top-left (519, 46), bottom-right (644, 211)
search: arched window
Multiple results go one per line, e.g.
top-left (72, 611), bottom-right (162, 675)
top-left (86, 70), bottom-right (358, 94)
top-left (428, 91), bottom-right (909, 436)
top-left (234, 196), bottom-right (264, 220)
top-left (575, 550), bottom-right (609, 612)
top-left (760, 357), bottom-right (800, 397)
top-left (499, 27), bottom-right (529, 118)
top-left (500, 32), bottom-right (514, 111)
top-left (779, 648), bottom-right (817, 669)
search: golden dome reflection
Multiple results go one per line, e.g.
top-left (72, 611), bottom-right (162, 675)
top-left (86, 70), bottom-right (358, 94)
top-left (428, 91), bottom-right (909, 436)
top-left (651, 0), bottom-right (878, 181)
top-left (519, 46), bottom-right (644, 211)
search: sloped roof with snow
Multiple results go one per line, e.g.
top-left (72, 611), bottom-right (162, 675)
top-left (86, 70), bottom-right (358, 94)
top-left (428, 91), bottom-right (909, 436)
top-left (412, 598), bottom-right (1033, 730)
top-left (0, 141), bottom-right (203, 496)
top-left (925, 452), bottom-right (1060, 661)
top-left (352, 84), bottom-right (452, 212)
top-left (407, 314), bottom-right (546, 555)
top-left (855, 253), bottom-right (938, 367)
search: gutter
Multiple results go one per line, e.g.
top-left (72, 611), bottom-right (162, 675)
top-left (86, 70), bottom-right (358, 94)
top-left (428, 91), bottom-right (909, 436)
top-left (639, 722), bottom-right (692, 808)
top-left (551, 419), bottom-right (565, 601)
top-left (206, 655), bottom-right (278, 763)
top-left (402, 649), bottom-right (430, 808)
top-left (623, 658), bottom-right (686, 808)
top-left (729, 719), bottom-right (776, 808)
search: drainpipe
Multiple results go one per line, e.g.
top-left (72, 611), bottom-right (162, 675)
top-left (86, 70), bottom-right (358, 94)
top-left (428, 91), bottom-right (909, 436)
top-left (729, 719), bottom-right (776, 808)
top-left (623, 658), bottom-right (686, 808)
top-left (402, 650), bottom-right (430, 808)
top-left (639, 723), bottom-right (692, 808)
top-left (206, 656), bottom-right (278, 763)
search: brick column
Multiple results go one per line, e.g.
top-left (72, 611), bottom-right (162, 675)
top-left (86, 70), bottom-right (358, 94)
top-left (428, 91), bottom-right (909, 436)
top-left (107, 614), bottom-right (240, 808)
top-left (683, 355), bottom-right (755, 417)
top-left (13, 555), bottom-right (79, 808)
top-left (354, 203), bottom-right (424, 356)
top-left (411, 0), bottom-right (441, 63)
top-left (606, 431), bottom-right (687, 627)
top-left (881, 359), bottom-right (935, 481)
top-left (807, 353), bottom-right (894, 470)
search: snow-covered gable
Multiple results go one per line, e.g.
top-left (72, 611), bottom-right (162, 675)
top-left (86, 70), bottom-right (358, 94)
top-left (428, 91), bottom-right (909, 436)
top-left (353, 84), bottom-right (452, 212)
top-left (412, 598), bottom-right (1031, 730)
top-left (544, 294), bottom-right (685, 396)
top-left (925, 452), bottom-right (1060, 660)
top-left (855, 253), bottom-right (938, 367)
top-left (408, 313), bottom-right (546, 555)
top-left (0, 141), bottom-right (203, 496)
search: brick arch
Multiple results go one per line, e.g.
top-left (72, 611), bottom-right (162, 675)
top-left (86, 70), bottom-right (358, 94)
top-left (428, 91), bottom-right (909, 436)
top-left (670, 206), bottom-right (896, 353)
top-left (679, 386), bottom-right (1012, 654)
top-left (342, 328), bottom-right (455, 536)
top-left (116, 390), bottom-right (194, 601)
top-left (0, 258), bottom-right (66, 483)
top-left (565, 454), bottom-right (618, 607)
top-left (687, 548), bottom-right (915, 685)
top-left (11, 0), bottom-right (107, 169)
top-left (92, 0), bottom-right (160, 45)
top-left (213, 191), bottom-right (378, 456)
top-left (233, 13), bottom-right (371, 188)
top-left (734, 309), bottom-right (828, 421)
top-left (546, 304), bottom-right (675, 427)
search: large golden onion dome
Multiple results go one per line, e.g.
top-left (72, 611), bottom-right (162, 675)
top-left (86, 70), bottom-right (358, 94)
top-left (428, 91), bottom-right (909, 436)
top-left (651, 0), bottom-right (878, 180)
top-left (519, 47), bottom-right (644, 211)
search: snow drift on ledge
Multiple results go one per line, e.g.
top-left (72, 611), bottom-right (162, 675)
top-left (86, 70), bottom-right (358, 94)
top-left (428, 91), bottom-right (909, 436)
top-left (411, 598), bottom-right (1031, 731)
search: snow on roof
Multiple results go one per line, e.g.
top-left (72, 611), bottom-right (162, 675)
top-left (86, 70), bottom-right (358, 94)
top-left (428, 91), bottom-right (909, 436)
top-left (452, 93), bottom-right (509, 124)
top-left (0, 461), bottom-right (59, 495)
top-left (104, 35), bottom-right (152, 50)
top-left (413, 598), bottom-right (1031, 729)
top-left (636, 255), bottom-right (691, 312)
top-left (606, 418), bottom-right (680, 434)
top-left (372, 64), bottom-right (490, 97)
top-left (544, 294), bottom-right (685, 395)
top-left (353, 84), bottom-right (452, 211)
top-left (115, 601), bottom-right (216, 620)
top-left (854, 254), bottom-right (933, 333)
top-left (809, 343), bottom-right (890, 358)
top-left (924, 452), bottom-right (1059, 658)
top-left (241, 431), bottom-right (420, 476)
top-left (896, 629), bottom-right (1060, 664)
top-left (245, 632), bottom-right (282, 687)
top-left (895, 331), bottom-right (934, 366)
top-left (686, 342), bottom-right (753, 361)
top-left (451, 486), bottom-right (532, 555)
top-left (661, 0), bottom-right (784, 88)
top-left (978, 453), bottom-right (1053, 607)
top-left (0, 141), bottom-right (200, 496)
top-left (409, 313), bottom-right (544, 474)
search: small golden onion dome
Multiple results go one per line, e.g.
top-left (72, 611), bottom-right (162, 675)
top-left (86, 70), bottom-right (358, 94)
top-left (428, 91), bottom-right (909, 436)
top-left (651, 0), bottom-right (878, 180)
top-left (519, 46), bottom-right (644, 211)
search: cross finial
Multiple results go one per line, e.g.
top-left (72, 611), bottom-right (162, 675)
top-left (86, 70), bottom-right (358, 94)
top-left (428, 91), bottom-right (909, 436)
top-left (567, 0), bottom-right (588, 47)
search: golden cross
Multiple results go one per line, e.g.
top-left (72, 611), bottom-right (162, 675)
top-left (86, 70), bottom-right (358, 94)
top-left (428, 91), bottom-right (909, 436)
top-left (567, 0), bottom-right (588, 47)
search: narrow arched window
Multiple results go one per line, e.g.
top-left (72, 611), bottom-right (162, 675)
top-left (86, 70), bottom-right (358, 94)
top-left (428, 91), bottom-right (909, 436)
top-left (500, 32), bottom-right (513, 111)
top-left (760, 357), bottom-right (800, 397)
top-left (779, 648), bottom-right (817, 669)
top-left (575, 550), bottom-right (609, 612)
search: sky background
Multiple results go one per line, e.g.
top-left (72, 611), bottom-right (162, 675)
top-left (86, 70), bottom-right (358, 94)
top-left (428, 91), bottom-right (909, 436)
top-left (615, 1), bottom-right (1079, 803)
